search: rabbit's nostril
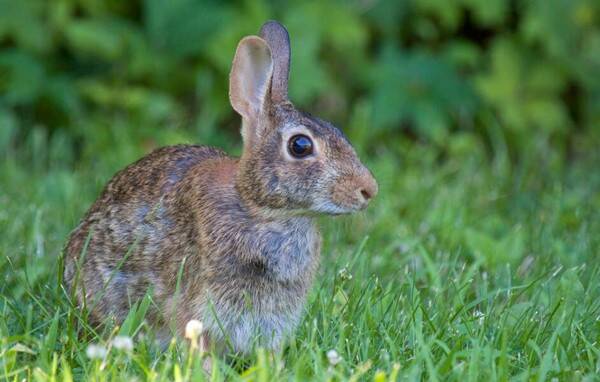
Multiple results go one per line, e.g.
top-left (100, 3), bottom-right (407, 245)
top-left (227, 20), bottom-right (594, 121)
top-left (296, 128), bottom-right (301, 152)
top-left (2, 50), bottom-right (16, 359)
top-left (360, 189), bottom-right (372, 201)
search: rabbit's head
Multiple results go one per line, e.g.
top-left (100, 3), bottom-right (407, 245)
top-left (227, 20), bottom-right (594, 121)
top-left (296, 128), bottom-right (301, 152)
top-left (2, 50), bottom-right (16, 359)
top-left (231, 21), bottom-right (377, 216)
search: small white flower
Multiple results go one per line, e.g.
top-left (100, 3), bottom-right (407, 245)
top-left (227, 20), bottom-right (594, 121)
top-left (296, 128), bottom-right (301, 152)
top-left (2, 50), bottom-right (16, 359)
top-left (326, 349), bottom-right (342, 366)
top-left (111, 335), bottom-right (134, 352)
top-left (185, 319), bottom-right (204, 342)
top-left (86, 343), bottom-right (107, 360)
top-left (473, 310), bottom-right (485, 325)
top-left (338, 267), bottom-right (353, 281)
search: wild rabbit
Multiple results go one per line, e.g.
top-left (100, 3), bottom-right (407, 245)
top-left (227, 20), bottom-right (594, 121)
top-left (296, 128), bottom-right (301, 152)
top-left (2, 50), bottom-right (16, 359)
top-left (64, 21), bottom-right (378, 355)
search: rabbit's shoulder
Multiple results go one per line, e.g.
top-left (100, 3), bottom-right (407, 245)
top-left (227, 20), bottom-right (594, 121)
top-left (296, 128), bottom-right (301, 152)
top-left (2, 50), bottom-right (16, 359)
top-left (100, 144), bottom-right (228, 203)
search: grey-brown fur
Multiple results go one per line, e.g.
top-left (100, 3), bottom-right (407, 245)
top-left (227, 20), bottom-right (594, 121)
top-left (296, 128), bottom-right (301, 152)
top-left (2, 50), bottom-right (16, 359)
top-left (64, 21), bottom-right (377, 355)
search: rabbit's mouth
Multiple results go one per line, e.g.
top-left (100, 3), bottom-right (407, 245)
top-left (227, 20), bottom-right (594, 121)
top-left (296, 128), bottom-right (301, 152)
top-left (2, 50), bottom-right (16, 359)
top-left (310, 199), bottom-right (365, 215)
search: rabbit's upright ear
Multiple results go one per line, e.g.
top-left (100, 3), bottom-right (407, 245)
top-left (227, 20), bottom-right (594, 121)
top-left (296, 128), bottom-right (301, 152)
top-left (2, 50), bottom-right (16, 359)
top-left (229, 36), bottom-right (273, 131)
top-left (259, 21), bottom-right (290, 103)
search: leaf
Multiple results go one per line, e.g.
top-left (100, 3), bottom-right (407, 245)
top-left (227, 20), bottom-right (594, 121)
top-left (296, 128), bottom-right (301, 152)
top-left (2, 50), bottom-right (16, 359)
top-left (78, 81), bottom-right (179, 122)
top-left (464, 226), bottom-right (525, 267)
top-left (475, 37), bottom-right (571, 134)
top-left (40, 311), bottom-right (60, 367)
top-left (462, 0), bottom-right (509, 27)
top-left (522, 0), bottom-right (581, 58)
top-left (118, 292), bottom-right (152, 337)
top-left (9, 343), bottom-right (36, 355)
top-left (144, 0), bottom-right (230, 58)
top-left (64, 19), bottom-right (126, 60)
top-left (0, 107), bottom-right (18, 153)
top-left (559, 267), bottom-right (585, 300)
top-left (0, 0), bottom-right (52, 53)
top-left (370, 46), bottom-right (477, 142)
top-left (414, 0), bottom-right (463, 31)
top-left (365, 1), bottom-right (411, 37)
top-left (0, 50), bottom-right (45, 105)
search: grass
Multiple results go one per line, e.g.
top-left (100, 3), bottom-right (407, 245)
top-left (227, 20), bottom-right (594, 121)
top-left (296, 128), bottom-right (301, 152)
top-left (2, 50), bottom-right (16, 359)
top-left (1, 124), bottom-right (599, 381)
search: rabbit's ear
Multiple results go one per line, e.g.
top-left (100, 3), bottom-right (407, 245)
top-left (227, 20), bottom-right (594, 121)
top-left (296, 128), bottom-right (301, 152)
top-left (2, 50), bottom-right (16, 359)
top-left (259, 21), bottom-right (290, 103)
top-left (229, 36), bottom-right (273, 125)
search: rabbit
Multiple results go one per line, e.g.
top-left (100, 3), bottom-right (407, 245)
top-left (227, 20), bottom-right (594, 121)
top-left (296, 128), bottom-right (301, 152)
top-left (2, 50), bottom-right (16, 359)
top-left (63, 20), bottom-right (378, 356)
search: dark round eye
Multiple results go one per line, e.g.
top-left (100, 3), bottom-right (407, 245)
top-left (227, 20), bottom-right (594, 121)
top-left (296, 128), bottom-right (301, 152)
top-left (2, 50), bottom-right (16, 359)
top-left (288, 134), bottom-right (313, 158)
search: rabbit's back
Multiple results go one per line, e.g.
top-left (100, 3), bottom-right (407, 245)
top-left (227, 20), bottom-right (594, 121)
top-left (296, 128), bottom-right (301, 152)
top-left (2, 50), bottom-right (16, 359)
top-left (64, 145), bottom-right (227, 324)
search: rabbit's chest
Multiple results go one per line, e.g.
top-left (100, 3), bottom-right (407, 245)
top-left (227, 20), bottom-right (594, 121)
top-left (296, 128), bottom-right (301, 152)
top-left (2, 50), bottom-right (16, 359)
top-left (206, 296), bottom-right (304, 354)
top-left (201, 219), bottom-right (320, 353)
top-left (246, 220), bottom-right (320, 282)
top-left (206, 217), bottom-right (320, 282)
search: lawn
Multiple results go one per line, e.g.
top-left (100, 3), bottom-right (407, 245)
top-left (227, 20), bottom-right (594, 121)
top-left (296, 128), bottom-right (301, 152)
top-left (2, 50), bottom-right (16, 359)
top-left (1, 125), bottom-right (599, 381)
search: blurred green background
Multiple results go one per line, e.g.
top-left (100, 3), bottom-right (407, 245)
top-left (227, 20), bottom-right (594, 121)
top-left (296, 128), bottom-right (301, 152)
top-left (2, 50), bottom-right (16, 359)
top-left (2, 2), bottom-right (600, 379)
top-left (1, 0), bottom-right (599, 166)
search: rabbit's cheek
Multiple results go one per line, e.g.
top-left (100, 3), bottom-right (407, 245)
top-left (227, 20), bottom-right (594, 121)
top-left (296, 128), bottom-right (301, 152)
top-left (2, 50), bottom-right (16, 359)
top-left (328, 179), bottom-right (363, 212)
top-left (330, 178), bottom-right (358, 209)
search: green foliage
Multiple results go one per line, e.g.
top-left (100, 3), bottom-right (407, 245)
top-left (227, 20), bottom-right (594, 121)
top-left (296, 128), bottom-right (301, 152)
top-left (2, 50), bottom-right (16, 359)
top-left (1, 0), bottom-right (599, 158)
top-left (1, 134), bottom-right (599, 380)
top-left (1, 1), bottom-right (600, 380)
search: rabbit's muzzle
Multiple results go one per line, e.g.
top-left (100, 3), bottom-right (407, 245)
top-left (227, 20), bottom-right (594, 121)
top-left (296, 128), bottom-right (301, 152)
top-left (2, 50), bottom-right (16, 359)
top-left (330, 167), bottom-right (378, 212)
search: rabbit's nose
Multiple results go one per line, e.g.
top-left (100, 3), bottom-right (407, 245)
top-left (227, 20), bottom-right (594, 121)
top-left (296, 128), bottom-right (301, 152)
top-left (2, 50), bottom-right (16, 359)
top-left (356, 172), bottom-right (378, 206)
top-left (360, 189), bottom-right (372, 200)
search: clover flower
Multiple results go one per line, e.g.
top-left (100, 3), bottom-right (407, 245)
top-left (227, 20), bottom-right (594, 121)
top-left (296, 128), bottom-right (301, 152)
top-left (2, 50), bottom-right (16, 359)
top-left (326, 349), bottom-right (342, 366)
top-left (86, 343), bottom-right (108, 360)
top-left (185, 319), bottom-right (204, 350)
top-left (112, 335), bottom-right (134, 352)
top-left (185, 319), bottom-right (204, 340)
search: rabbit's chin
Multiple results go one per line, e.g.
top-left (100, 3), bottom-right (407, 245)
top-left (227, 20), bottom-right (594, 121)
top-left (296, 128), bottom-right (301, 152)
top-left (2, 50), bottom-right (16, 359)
top-left (310, 200), bottom-right (361, 216)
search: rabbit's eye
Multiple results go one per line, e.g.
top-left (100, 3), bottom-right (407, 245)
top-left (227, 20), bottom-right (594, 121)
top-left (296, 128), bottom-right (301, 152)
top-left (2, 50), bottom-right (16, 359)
top-left (288, 134), bottom-right (313, 158)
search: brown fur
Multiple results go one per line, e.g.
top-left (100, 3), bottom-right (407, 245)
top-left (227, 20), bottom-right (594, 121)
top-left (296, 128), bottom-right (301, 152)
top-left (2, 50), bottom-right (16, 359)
top-left (63, 21), bottom-right (377, 355)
